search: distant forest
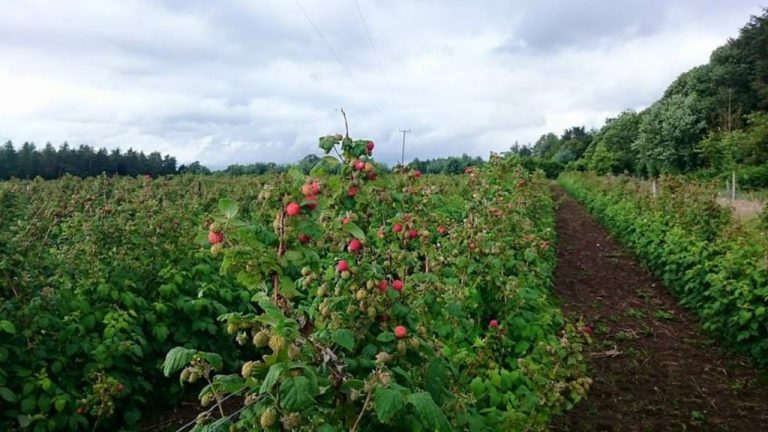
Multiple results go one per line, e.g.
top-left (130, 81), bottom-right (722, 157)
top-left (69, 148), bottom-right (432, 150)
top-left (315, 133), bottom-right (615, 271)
top-left (0, 142), bottom-right (212, 180)
top-left (523, 9), bottom-right (768, 187)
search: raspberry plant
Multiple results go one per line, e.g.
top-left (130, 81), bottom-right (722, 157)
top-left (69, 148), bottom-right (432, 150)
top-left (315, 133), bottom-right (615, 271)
top-left (164, 130), bottom-right (590, 431)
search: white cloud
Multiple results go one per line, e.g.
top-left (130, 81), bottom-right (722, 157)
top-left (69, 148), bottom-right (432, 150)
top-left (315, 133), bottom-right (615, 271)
top-left (0, 0), bottom-right (763, 168)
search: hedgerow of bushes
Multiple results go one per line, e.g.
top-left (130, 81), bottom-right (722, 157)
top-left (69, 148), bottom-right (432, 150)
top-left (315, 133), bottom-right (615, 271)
top-left (559, 172), bottom-right (768, 366)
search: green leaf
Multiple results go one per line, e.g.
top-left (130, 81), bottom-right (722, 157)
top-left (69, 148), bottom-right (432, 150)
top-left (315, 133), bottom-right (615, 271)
top-left (333, 329), bottom-right (355, 351)
top-left (162, 347), bottom-right (197, 377)
top-left (260, 363), bottom-right (286, 394)
top-left (279, 376), bottom-right (314, 411)
top-left (343, 222), bottom-right (366, 241)
top-left (0, 320), bottom-right (16, 334)
top-left (319, 137), bottom-right (337, 154)
top-left (17, 415), bottom-right (32, 428)
top-left (0, 387), bottom-right (15, 402)
top-left (311, 155), bottom-right (341, 176)
top-left (407, 392), bottom-right (451, 431)
top-left (54, 397), bottom-right (67, 413)
top-left (377, 332), bottom-right (395, 343)
top-left (218, 198), bottom-right (239, 219)
top-left (374, 387), bottom-right (404, 424)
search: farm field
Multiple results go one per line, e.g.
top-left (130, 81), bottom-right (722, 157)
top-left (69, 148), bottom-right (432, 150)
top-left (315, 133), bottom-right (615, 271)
top-left (4, 145), bottom-right (768, 430)
top-left (1, 136), bottom-right (591, 431)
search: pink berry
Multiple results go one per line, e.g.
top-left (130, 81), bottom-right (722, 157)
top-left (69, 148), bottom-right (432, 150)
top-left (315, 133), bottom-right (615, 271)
top-left (392, 280), bottom-right (404, 292)
top-left (354, 160), bottom-right (365, 171)
top-left (489, 319), bottom-right (499, 329)
top-left (348, 239), bottom-right (362, 253)
top-left (393, 223), bottom-right (403, 233)
top-left (208, 231), bottom-right (224, 245)
top-left (336, 260), bottom-right (349, 272)
top-left (348, 186), bottom-right (359, 197)
top-left (377, 280), bottom-right (388, 292)
top-left (408, 229), bottom-right (418, 239)
top-left (298, 233), bottom-right (310, 244)
top-left (286, 202), bottom-right (301, 216)
top-left (367, 141), bottom-right (375, 151)
top-left (394, 325), bottom-right (407, 339)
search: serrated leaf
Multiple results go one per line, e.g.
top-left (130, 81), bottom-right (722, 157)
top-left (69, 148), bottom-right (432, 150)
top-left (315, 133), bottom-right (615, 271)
top-left (343, 222), bottom-right (366, 241)
top-left (374, 387), bottom-right (404, 424)
top-left (333, 329), bottom-right (355, 351)
top-left (260, 363), bottom-right (286, 394)
top-left (407, 392), bottom-right (451, 431)
top-left (279, 376), bottom-right (314, 411)
top-left (162, 347), bottom-right (197, 377)
top-left (218, 198), bottom-right (238, 219)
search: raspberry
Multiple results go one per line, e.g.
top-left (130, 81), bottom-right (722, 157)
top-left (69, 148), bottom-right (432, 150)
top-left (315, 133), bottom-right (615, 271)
top-left (260, 407), bottom-right (277, 428)
top-left (209, 222), bottom-right (223, 233)
top-left (253, 330), bottom-right (270, 348)
top-left (377, 280), bottom-right (388, 292)
top-left (348, 239), bottom-right (362, 253)
top-left (392, 280), bottom-right (404, 292)
top-left (208, 231), bottom-right (224, 245)
top-left (281, 412), bottom-right (301, 430)
top-left (268, 335), bottom-right (286, 353)
top-left (336, 260), bottom-right (349, 272)
top-left (394, 325), bottom-right (407, 339)
top-left (241, 361), bottom-right (254, 379)
top-left (286, 202), bottom-right (301, 216)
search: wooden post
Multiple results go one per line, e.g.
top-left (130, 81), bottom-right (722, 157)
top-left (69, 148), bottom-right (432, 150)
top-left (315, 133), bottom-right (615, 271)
top-left (651, 179), bottom-right (657, 198)
top-left (732, 171), bottom-right (736, 201)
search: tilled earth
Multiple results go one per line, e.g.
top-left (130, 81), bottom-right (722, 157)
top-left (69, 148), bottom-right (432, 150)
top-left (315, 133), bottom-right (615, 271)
top-left (551, 188), bottom-right (768, 431)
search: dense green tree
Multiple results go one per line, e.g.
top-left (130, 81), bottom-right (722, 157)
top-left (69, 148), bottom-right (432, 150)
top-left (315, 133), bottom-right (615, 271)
top-left (0, 142), bottom-right (181, 180)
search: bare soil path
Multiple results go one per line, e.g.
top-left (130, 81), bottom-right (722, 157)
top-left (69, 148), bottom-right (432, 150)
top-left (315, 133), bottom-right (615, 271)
top-left (551, 188), bottom-right (768, 431)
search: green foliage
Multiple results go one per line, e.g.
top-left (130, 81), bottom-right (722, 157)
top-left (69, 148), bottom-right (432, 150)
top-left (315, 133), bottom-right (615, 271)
top-left (0, 174), bottom-right (258, 430)
top-left (560, 172), bottom-right (768, 367)
top-left (164, 138), bottom-right (589, 431)
top-left (0, 141), bottom-right (180, 179)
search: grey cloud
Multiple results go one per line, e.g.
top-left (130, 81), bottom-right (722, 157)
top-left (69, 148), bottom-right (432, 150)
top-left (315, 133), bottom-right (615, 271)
top-left (0, 0), bottom-right (764, 169)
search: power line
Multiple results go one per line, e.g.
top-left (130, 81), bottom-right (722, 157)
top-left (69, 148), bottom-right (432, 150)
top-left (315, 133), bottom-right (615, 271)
top-left (353, 0), bottom-right (385, 73)
top-left (294, 0), bottom-right (355, 77)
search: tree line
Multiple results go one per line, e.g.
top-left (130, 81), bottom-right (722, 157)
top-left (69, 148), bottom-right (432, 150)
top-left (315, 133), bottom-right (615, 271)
top-left (528, 9), bottom-right (768, 185)
top-left (0, 141), bottom-right (185, 180)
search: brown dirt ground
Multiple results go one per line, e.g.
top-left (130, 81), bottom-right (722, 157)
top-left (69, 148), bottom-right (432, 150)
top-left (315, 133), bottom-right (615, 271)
top-left (550, 188), bottom-right (768, 431)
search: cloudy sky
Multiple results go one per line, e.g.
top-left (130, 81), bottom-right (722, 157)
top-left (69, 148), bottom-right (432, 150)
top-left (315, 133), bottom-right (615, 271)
top-left (0, 1), bottom-right (764, 168)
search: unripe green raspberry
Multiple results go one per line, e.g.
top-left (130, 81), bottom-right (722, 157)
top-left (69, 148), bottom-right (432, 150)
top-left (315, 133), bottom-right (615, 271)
top-left (288, 344), bottom-right (301, 360)
top-left (211, 243), bottom-right (223, 257)
top-left (410, 337), bottom-right (420, 350)
top-left (397, 340), bottom-right (407, 356)
top-left (281, 412), bottom-right (301, 430)
top-left (356, 289), bottom-right (367, 301)
top-left (209, 222), bottom-right (223, 233)
top-left (268, 335), bottom-right (286, 353)
top-left (241, 361), bottom-right (254, 379)
top-left (188, 371), bottom-right (200, 383)
top-left (180, 368), bottom-right (191, 382)
top-left (253, 330), bottom-right (270, 348)
top-left (260, 407), bottom-right (277, 428)
top-left (226, 323), bottom-right (237, 334)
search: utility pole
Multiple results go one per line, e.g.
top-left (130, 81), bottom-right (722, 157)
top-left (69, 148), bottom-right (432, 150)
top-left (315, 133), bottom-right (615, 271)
top-left (399, 129), bottom-right (411, 166)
